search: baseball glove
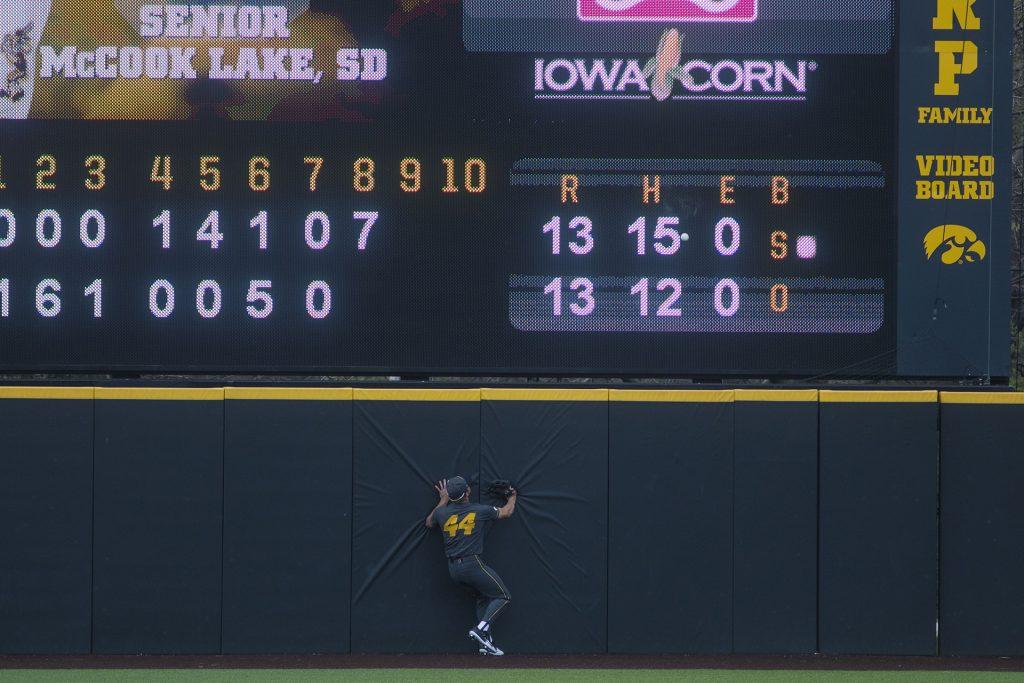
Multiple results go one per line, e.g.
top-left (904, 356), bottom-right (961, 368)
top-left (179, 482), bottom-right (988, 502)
top-left (485, 479), bottom-right (516, 501)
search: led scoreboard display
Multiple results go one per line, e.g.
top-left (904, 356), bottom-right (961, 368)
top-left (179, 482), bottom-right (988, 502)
top-left (0, 0), bottom-right (1011, 377)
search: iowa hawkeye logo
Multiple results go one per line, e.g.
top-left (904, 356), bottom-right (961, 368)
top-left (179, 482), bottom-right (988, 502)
top-left (923, 225), bottom-right (987, 265)
top-left (579, 0), bottom-right (758, 22)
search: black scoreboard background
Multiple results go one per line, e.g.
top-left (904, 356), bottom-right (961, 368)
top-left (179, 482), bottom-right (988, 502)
top-left (0, 0), bottom-right (1011, 378)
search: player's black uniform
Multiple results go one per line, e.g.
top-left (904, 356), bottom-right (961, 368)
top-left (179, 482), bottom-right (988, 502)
top-left (432, 501), bottom-right (511, 626)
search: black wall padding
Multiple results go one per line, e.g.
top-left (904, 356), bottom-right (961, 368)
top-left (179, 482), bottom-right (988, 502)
top-left (819, 398), bottom-right (938, 655)
top-left (480, 396), bottom-right (609, 654)
top-left (350, 397), bottom-right (480, 653)
top-left (222, 398), bottom-right (353, 653)
top-left (940, 401), bottom-right (1024, 655)
top-left (608, 397), bottom-right (734, 653)
top-left (0, 396), bottom-right (93, 654)
top-left (92, 396), bottom-right (224, 654)
top-left (733, 398), bottom-right (817, 654)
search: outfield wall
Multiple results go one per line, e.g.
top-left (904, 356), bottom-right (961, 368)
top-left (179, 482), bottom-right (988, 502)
top-left (0, 387), bottom-right (1021, 656)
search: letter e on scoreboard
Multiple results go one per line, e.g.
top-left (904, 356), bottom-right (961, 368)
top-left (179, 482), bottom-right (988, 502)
top-left (721, 176), bottom-right (735, 204)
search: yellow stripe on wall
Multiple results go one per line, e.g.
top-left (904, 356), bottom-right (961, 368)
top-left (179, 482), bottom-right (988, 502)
top-left (482, 388), bottom-right (609, 401)
top-left (95, 388), bottom-right (224, 401)
top-left (225, 387), bottom-right (353, 401)
top-left (940, 392), bottom-right (1024, 405)
top-left (6, 387), bottom-right (1017, 404)
top-left (735, 389), bottom-right (819, 403)
top-left (609, 389), bottom-right (734, 403)
top-left (0, 386), bottom-right (94, 400)
top-left (820, 390), bottom-right (938, 404)
top-left (354, 388), bottom-right (480, 402)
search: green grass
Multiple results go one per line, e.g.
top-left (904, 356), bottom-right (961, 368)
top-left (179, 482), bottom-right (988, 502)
top-left (1, 672), bottom-right (1023, 682)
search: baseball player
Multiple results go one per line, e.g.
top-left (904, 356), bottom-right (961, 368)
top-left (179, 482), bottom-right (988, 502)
top-left (0, 0), bottom-right (52, 118)
top-left (425, 476), bottom-right (516, 655)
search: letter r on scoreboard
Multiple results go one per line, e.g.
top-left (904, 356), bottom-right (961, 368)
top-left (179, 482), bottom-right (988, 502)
top-left (578, 0), bottom-right (758, 22)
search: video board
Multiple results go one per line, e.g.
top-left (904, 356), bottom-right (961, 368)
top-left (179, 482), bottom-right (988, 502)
top-left (0, 0), bottom-right (1011, 377)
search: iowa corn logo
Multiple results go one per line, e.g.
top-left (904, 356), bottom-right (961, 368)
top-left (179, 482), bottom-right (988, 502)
top-left (923, 225), bottom-right (987, 265)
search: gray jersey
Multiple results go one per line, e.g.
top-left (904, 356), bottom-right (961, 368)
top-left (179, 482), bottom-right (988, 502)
top-left (432, 502), bottom-right (498, 558)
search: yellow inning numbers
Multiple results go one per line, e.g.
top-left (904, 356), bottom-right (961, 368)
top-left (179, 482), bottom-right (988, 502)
top-left (85, 155), bottom-right (106, 190)
top-left (151, 155), bottom-right (173, 190)
top-left (199, 155), bottom-right (221, 191)
top-left (443, 512), bottom-right (477, 538)
top-left (17, 155), bottom-right (485, 193)
top-left (400, 157), bottom-right (421, 193)
top-left (353, 157), bottom-right (375, 192)
top-left (304, 156), bottom-right (323, 191)
top-left (248, 156), bottom-right (270, 192)
top-left (442, 158), bottom-right (487, 193)
top-left (36, 155), bottom-right (56, 190)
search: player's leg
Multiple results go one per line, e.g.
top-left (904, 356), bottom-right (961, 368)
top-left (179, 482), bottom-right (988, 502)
top-left (450, 561), bottom-right (497, 654)
top-left (461, 557), bottom-right (510, 654)
top-left (475, 594), bottom-right (488, 623)
top-left (474, 558), bottom-right (511, 626)
top-left (467, 589), bottom-right (494, 655)
top-left (452, 559), bottom-right (508, 654)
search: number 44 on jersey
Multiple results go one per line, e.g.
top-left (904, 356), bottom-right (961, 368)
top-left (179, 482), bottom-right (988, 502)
top-left (443, 513), bottom-right (477, 538)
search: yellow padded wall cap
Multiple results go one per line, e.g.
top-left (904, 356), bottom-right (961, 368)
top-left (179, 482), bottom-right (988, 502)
top-left (941, 392), bottom-right (1024, 405)
top-left (354, 388), bottom-right (480, 401)
top-left (734, 389), bottom-right (819, 402)
top-left (225, 387), bottom-right (353, 401)
top-left (0, 386), bottom-right (94, 399)
top-left (609, 389), bottom-right (734, 403)
top-left (95, 387), bottom-right (224, 401)
top-left (482, 388), bottom-right (609, 401)
top-left (820, 390), bottom-right (938, 403)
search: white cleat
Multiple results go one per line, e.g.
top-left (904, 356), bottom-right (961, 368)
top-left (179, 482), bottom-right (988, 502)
top-left (469, 628), bottom-right (504, 655)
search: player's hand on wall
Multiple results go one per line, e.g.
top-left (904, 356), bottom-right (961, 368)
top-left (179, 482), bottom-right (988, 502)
top-left (434, 479), bottom-right (450, 504)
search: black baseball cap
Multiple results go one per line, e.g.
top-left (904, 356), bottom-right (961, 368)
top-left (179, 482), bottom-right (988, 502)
top-left (446, 476), bottom-right (469, 500)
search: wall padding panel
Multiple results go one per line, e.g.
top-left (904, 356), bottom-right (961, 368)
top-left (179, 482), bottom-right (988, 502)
top-left (92, 389), bottom-right (224, 654)
top-left (0, 389), bottom-right (94, 653)
top-left (350, 390), bottom-right (480, 653)
top-left (608, 391), bottom-right (734, 653)
top-left (939, 394), bottom-right (1024, 655)
top-left (222, 389), bottom-right (353, 653)
top-left (733, 390), bottom-right (818, 653)
top-left (480, 389), bottom-right (609, 654)
top-left (819, 391), bottom-right (938, 655)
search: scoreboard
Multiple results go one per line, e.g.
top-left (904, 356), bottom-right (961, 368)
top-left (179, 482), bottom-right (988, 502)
top-left (0, 0), bottom-right (1011, 378)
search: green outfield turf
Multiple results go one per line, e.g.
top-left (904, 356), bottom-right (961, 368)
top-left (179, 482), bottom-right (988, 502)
top-left (1, 671), bottom-right (1022, 682)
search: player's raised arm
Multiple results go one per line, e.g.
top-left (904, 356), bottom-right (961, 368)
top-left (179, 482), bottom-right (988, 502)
top-left (425, 479), bottom-right (450, 528)
top-left (496, 488), bottom-right (517, 520)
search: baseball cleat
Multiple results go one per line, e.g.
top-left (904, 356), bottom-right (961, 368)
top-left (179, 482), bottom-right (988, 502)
top-left (468, 627), bottom-right (489, 649)
top-left (469, 628), bottom-right (503, 655)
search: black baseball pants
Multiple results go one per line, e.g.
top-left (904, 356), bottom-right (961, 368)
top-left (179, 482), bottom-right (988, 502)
top-left (448, 554), bottom-right (511, 625)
